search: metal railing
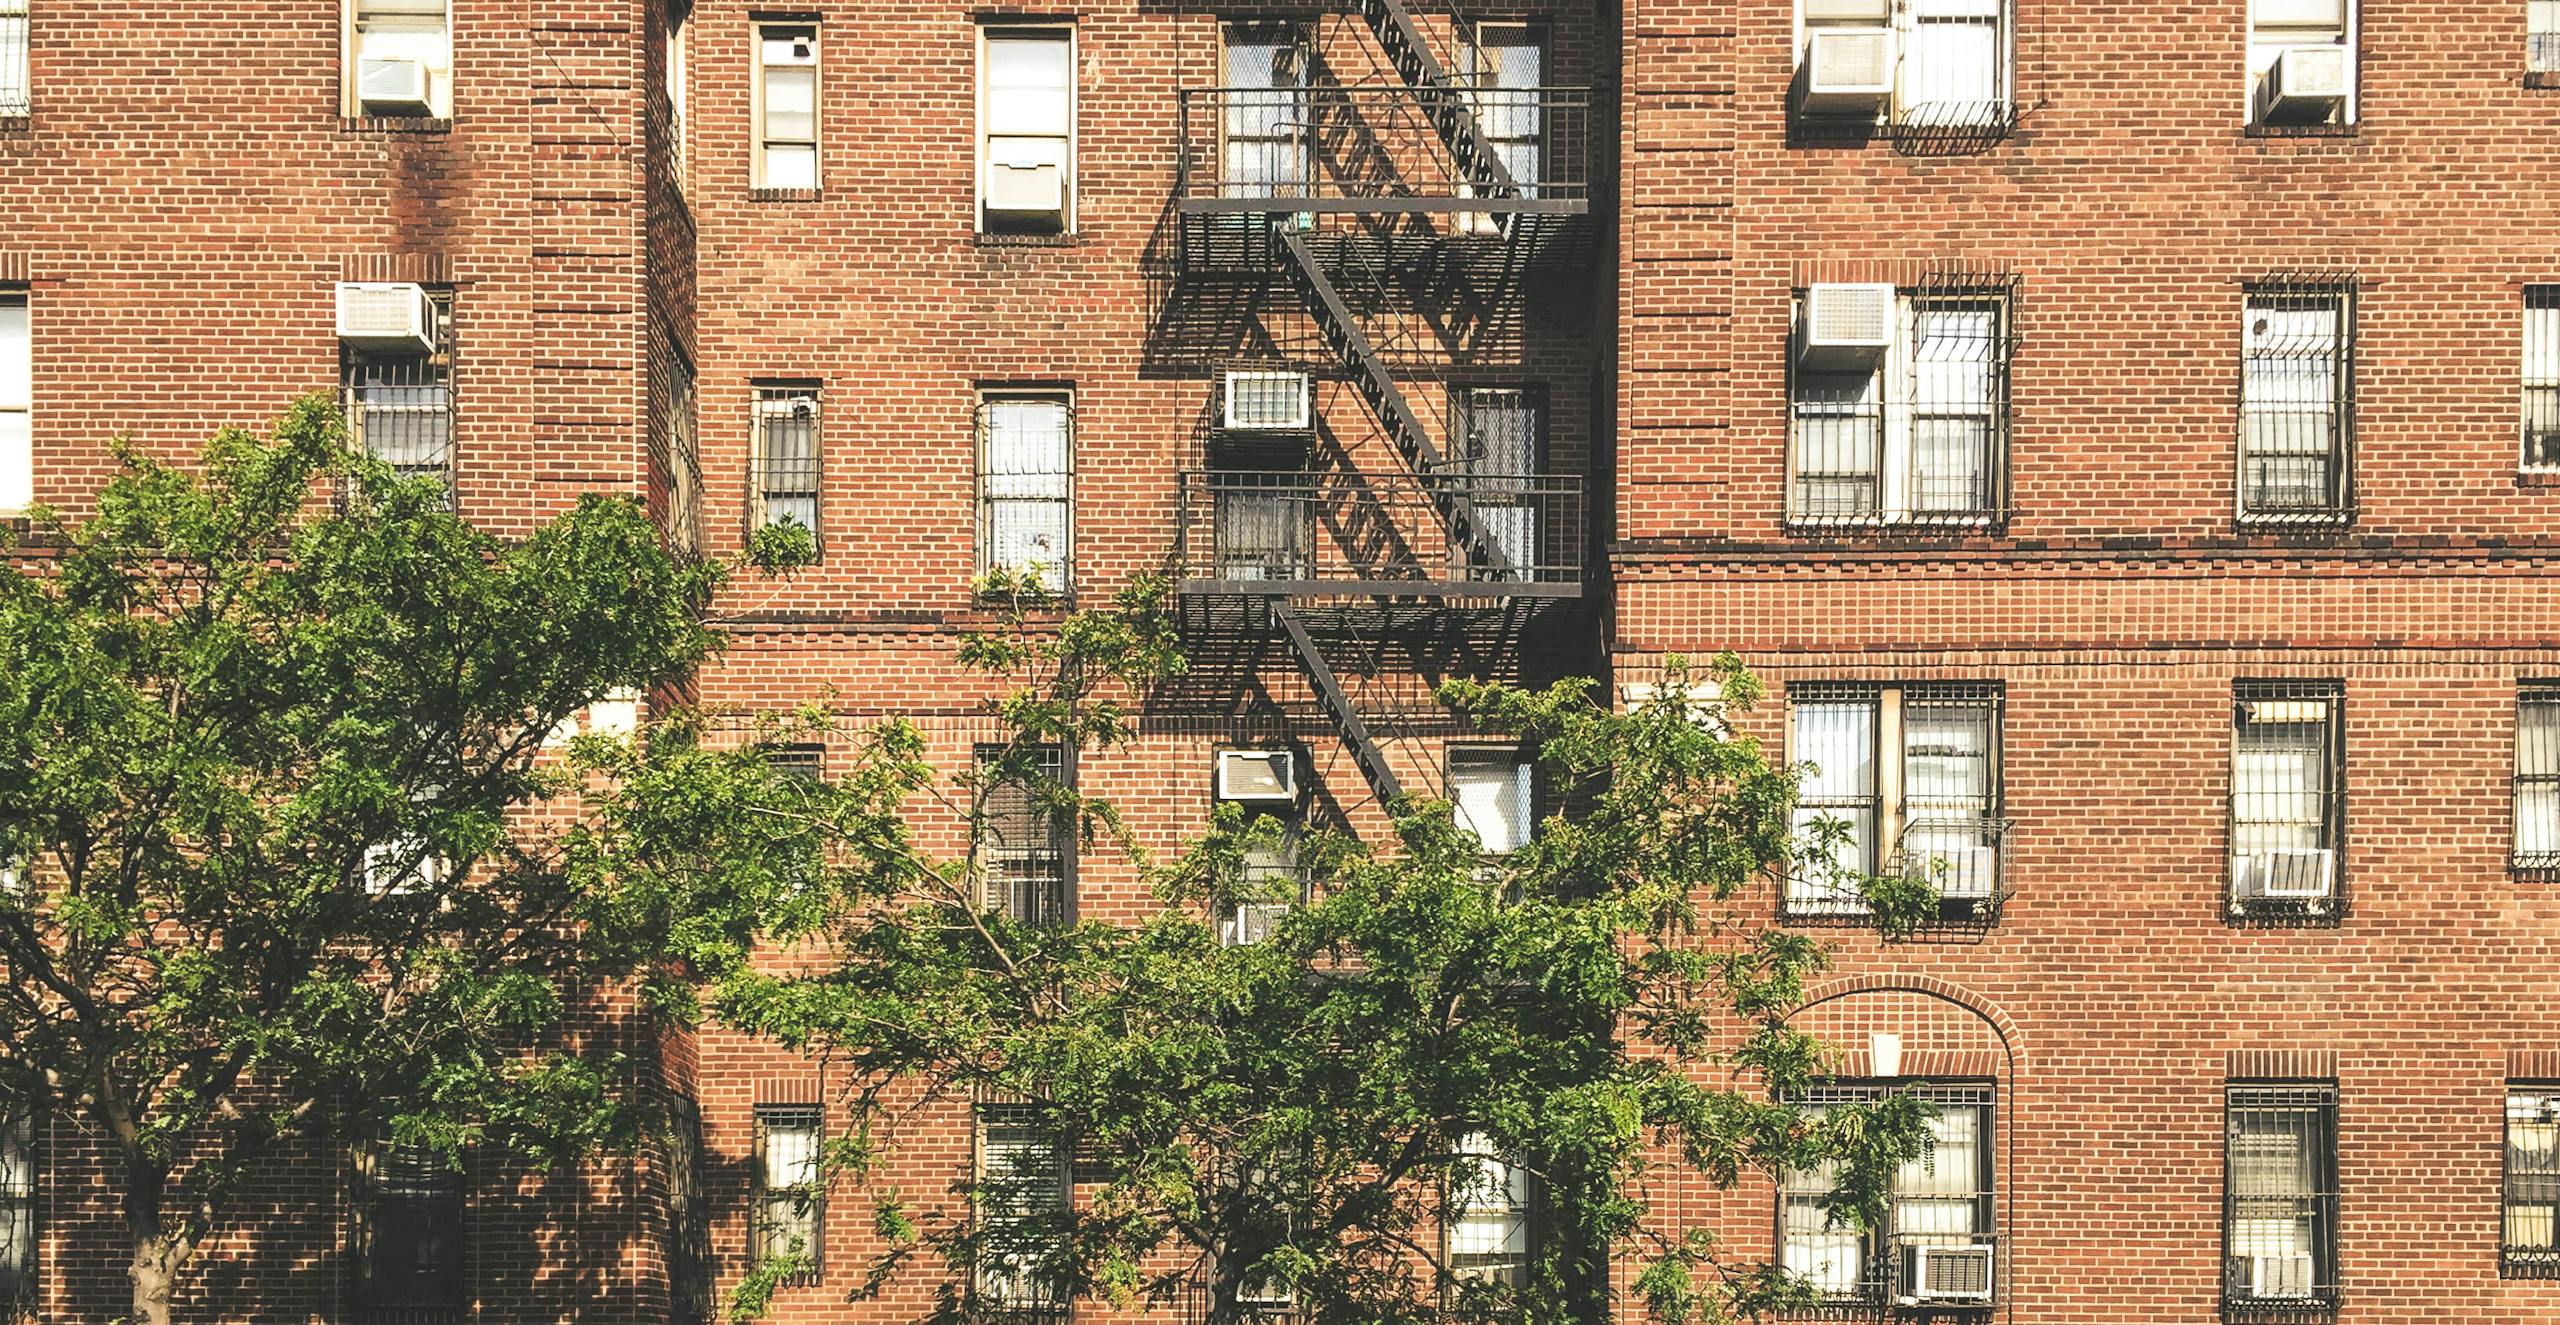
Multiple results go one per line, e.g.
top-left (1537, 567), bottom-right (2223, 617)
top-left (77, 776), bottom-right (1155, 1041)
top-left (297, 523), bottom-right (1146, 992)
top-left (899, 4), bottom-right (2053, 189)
top-left (1175, 86), bottom-right (1590, 210)
top-left (1175, 469), bottom-right (1584, 591)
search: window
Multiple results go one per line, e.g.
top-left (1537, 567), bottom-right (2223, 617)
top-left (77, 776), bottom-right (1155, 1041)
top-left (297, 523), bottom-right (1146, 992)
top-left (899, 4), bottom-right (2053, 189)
top-left (1220, 799), bottom-right (1302, 947)
top-left (354, 1139), bottom-right (465, 1310)
top-left (659, 337), bottom-right (700, 555)
top-left (345, 0), bottom-right (452, 119)
top-left (2508, 1086), bottom-right (2560, 1277)
top-left (0, 0), bottom-right (26, 119)
top-left (751, 1105), bottom-right (823, 1282)
top-left (2527, 287), bottom-right (2559, 470)
top-left (1780, 1082), bottom-right (1996, 1306)
top-left (2239, 279), bottom-right (2354, 524)
top-left (1786, 683), bottom-right (2005, 921)
top-left (343, 288), bottom-right (456, 500)
top-left (1789, 282), bottom-right (2011, 528)
top-left (752, 383), bottom-right (821, 542)
top-left (2228, 681), bottom-right (2345, 923)
top-left (977, 743), bottom-right (1067, 924)
top-left (660, 0), bottom-right (688, 187)
top-left (666, 1096), bottom-right (712, 1322)
top-left (976, 393), bottom-right (1072, 594)
top-left (1447, 1131), bottom-right (1529, 1289)
top-left (765, 743), bottom-right (825, 783)
top-left (1796, 0), bottom-right (2011, 131)
top-left (2247, 0), bottom-right (2355, 129)
top-left (2537, 2), bottom-right (2560, 75)
top-left (1220, 22), bottom-right (1309, 204)
top-left (2518, 685), bottom-right (2560, 876)
top-left (1448, 748), bottom-right (1534, 857)
top-left (0, 1113), bottom-right (30, 1313)
top-left (753, 24), bottom-right (818, 191)
top-left (1451, 387), bottom-right (1548, 580)
top-left (980, 26), bottom-right (1074, 232)
top-left (974, 1105), bottom-right (1068, 1311)
top-left (0, 290), bottom-right (25, 513)
top-left (2223, 1082), bottom-right (2339, 1312)
top-left (1462, 23), bottom-right (1545, 221)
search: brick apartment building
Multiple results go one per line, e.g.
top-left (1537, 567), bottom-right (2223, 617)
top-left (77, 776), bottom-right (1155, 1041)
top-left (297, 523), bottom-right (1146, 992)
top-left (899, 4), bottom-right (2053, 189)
top-left (5, 0), bottom-right (2560, 1323)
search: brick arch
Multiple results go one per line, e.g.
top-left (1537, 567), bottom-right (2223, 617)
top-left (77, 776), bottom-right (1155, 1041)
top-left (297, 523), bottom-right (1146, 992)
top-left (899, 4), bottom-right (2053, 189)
top-left (1789, 972), bottom-right (2028, 1075)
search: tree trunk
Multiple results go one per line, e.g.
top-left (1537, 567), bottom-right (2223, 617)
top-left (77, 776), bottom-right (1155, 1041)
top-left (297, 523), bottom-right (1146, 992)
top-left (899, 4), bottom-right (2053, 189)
top-left (124, 1162), bottom-right (191, 1325)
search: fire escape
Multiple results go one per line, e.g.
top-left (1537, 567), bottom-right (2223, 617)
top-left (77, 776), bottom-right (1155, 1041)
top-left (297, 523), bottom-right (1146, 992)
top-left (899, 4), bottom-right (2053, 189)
top-left (1169, 0), bottom-right (1593, 816)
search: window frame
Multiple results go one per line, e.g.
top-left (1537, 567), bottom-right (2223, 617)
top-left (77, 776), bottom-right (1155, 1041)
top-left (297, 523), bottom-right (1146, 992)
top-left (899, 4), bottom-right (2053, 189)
top-left (750, 1103), bottom-right (826, 1286)
top-left (0, 287), bottom-right (27, 515)
top-left (2245, 0), bottom-right (2358, 130)
top-left (2221, 1080), bottom-right (2341, 1314)
top-left (352, 1136), bottom-right (468, 1312)
top-left (2236, 277), bottom-right (2356, 526)
top-left (751, 20), bottom-right (820, 193)
top-left (2517, 682), bottom-right (2560, 878)
top-left (0, 0), bottom-right (27, 120)
top-left (0, 1111), bottom-right (33, 1315)
top-left (1775, 1079), bottom-right (1999, 1307)
top-left (750, 381), bottom-right (823, 548)
top-left (972, 1103), bottom-right (1071, 1313)
top-left (2506, 1083), bottom-right (2560, 1278)
top-left (2525, 286), bottom-right (2560, 472)
top-left (342, 0), bottom-right (455, 121)
top-left (660, 0), bottom-right (689, 191)
top-left (1443, 1129), bottom-right (1533, 1291)
top-left (974, 389), bottom-right (1076, 597)
top-left (1792, 0), bottom-right (2016, 134)
top-left (1783, 681), bottom-right (2008, 924)
top-left (975, 742), bottom-right (1070, 925)
top-left (978, 23), bottom-right (1077, 233)
top-left (342, 286), bottom-right (459, 504)
top-left (2226, 679), bottom-right (2347, 926)
top-left (1786, 278), bottom-right (2015, 531)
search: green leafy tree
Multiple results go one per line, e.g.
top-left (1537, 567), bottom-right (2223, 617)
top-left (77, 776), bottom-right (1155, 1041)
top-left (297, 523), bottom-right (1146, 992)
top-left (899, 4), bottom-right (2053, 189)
top-left (0, 396), bottom-right (785, 1324)
top-left (597, 577), bottom-right (1938, 1325)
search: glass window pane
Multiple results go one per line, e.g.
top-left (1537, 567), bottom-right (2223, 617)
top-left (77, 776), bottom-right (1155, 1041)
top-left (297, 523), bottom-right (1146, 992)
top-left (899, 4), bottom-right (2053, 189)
top-left (987, 35), bottom-right (1071, 135)
top-left (0, 300), bottom-right (27, 407)
top-left (762, 144), bottom-right (817, 190)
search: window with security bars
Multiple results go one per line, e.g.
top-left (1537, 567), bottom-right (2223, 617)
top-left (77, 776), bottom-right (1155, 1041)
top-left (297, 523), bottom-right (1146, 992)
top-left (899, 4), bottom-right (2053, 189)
top-left (666, 1095), bottom-right (713, 1323)
top-left (343, 288), bottom-right (455, 501)
top-left (1789, 282), bottom-right (2012, 528)
top-left (0, 0), bottom-right (25, 119)
top-left (2519, 685), bottom-right (2560, 876)
top-left (1780, 1082), bottom-right (1997, 1306)
top-left (0, 1113), bottom-right (30, 1314)
top-left (1447, 1131), bottom-right (1530, 1289)
top-left (752, 1105), bottom-right (823, 1283)
top-left (753, 384), bottom-right (821, 541)
top-left (766, 743), bottom-right (824, 783)
top-left (1452, 387), bottom-right (1546, 580)
top-left (977, 394), bottom-right (1072, 595)
top-left (2532, 1), bottom-right (2560, 73)
top-left (1221, 22), bottom-right (1310, 200)
top-left (353, 1139), bottom-right (466, 1311)
top-left (2239, 279), bottom-right (2355, 524)
top-left (974, 1105), bottom-right (1069, 1312)
top-left (2228, 681), bottom-right (2345, 924)
top-left (347, 0), bottom-right (452, 119)
top-left (2508, 1086), bottom-right (2560, 1277)
top-left (2223, 1083), bottom-right (2339, 1312)
top-left (2526, 287), bottom-right (2559, 470)
top-left (1449, 748), bottom-right (1534, 858)
top-left (977, 743), bottom-right (1068, 924)
top-left (1786, 683), bottom-right (2005, 921)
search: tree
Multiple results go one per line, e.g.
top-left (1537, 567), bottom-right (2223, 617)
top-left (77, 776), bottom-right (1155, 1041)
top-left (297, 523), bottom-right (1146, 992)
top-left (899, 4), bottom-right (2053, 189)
top-left (597, 574), bottom-right (1938, 1325)
top-left (0, 396), bottom-right (782, 1324)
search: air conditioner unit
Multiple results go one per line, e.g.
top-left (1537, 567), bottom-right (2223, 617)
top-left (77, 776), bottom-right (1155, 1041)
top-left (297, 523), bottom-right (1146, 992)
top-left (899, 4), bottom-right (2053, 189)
top-left (1222, 901), bottom-right (1292, 948)
top-left (335, 282), bottom-right (437, 354)
top-left (2255, 46), bottom-right (2351, 124)
top-left (1800, 28), bottom-right (1893, 115)
top-left (1222, 370), bottom-right (1312, 432)
top-left (2234, 847), bottom-right (2335, 899)
top-left (2247, 1253), bottom-right (2316, 1300)
top-left (357, 57), bottom-right (433, 114)
top-left (1800, 283), bottom-right (1895, 370)
top-left (1898, 1243), bottom-right (1994, 1303)
top-left (1217, 749), bottom-right (1300, 802)
top-left (985, 160), bottom-right (1064, 216)
top-left (1917, 845), bottom-right (1999, 899)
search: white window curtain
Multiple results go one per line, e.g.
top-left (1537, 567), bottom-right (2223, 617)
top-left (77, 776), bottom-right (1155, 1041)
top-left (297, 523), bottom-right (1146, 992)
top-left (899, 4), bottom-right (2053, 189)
top-left (981, 398), bottom-right (1071, 592)
top-left (1791, 699), bottom-right (1877, 896)
top-left (1891, 1107), bottom-right (1985, 1239)
top-left (756, 1111), bottom-right (821, 1259)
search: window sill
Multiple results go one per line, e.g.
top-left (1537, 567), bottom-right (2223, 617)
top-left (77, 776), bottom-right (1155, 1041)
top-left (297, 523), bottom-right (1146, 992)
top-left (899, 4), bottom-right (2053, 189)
top-left (342, 115), bottom-right (454, 135)
top-left (750, 187), bottom-right (823, 203)
top-left (2526, 71), bottom-right (2560, 91)
top-left (2242, 121), bottom-right (2359, 139)
top-left (0, 115), bottom-right (27, 135)
top-left (2518, 468), bottom-right (2560, 489)
top-left (975, 230), bottom-right (1081, 248)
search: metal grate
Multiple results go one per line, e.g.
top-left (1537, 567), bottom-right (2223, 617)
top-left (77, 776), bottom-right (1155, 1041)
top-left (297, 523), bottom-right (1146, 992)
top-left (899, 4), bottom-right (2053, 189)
top-left (978, 395), bottom-right (1073, 595)
top-left (1789, 278), bottom-right (2014, 530)
top-left (355, 1139), bottom-right (467, 1311)
top-left (2507, 1086), bottom-right (2560, 1277)
top-left (2238, 277), bottom-right (2355, 525)
top-left (753, 384), bottom-right (822, 540)
top-left (0, 1114), bottom-right (29, 1317)
top-left (1786, 683), bottom-right (2005, 926)
top-left (2228, 680), bottom-right (2347, 926)
top-left (0, 0), bottom-right (25, 119)
top-left (2517, 684), bottom-right (2560, 878)
top-left (344, 289), bottom-right (456, 501)
top-left (2525, 287), bottom-right (2559, 470)
top-left (975, 1104), bottom-right (1071, 1315)
top-left (1781, 1082), bottom-right (1997, 1310)
top-left (977, 743), bottom-right (1068, 924)
top-left (2223, 1083), bottom-right (2340, 1316)
top-left (751, 1105), bottom-right (824, 1285)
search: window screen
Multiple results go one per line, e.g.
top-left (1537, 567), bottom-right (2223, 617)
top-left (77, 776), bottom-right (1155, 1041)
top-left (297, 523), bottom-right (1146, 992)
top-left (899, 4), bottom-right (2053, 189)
top-left (1448, 749), bottom-right (1533, 856)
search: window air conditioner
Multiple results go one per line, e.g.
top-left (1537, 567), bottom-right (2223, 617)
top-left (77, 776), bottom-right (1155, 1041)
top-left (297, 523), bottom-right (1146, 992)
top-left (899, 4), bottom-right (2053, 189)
top-left (2234, 847), bottom-right (2335, 899)
top-left (1217, 749), bottom-right (1300, 802)
top-left (1800, 28), bottom-right (1893, 115)
top-left (2247, 1252), bottom-right (2316, 1300)
top-left (1898, 1243), bottom-right (1995, 1303)
top-left (1800, 283), bottom-right (1895, 370)
top-left (1222, 370), bottom-right (1312, 432)
top-left (2255, 46), bottom-right (2351, 124)
top-left (1918, 845), bottom-right (1999, 899)
top-left (985, 159), bottom-right (1064, 216)
top-left (335, 282), bottom-right (437, 355)
top-left (357, 57), bottom-right (433, 114)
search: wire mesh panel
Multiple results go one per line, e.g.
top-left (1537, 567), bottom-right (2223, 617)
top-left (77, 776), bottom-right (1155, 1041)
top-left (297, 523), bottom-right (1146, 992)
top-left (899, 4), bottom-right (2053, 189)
top-left (2519, 685), bottom-right (2560, 877)
top-left (2526, 287), bottom-right (2560, 470)
top-left (355, 1140), bottom-right (467, 1310)
top-left (0, 1113), bottom-right (29, 1316)
top-left (2238, 279), bottom-right (2355, 524)
top-left (751, 1105), bottom-right (824, 1284)
top-left (0, 0), bottom-right (25, 119)
top-left (754, 384), bottom-right (822, 538)
top-left (978, 743), bottom-right (1068, 924)
top-left (2508, 1086), bottom-right (2560, 1277)
top-left (344, 291), bottom-right (456, 501)
top-left (2229, 681), bottom-right (2346, 924)
top-left (976, 1105), bottom-right (1071, 1315)
top-left (1222, 24), bottom-right (1310, 199)
top-left (2223, 1083), bottom-right (2340, 1314)
top-left (978, 396), bottom-right (1072, 595)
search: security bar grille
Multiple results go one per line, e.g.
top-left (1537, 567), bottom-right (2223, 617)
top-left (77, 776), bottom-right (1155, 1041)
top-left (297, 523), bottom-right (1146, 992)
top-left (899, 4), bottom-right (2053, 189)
top-left (2228, 680), bottom-right (2346, 926)
top-left (2238, 276), bottom-right (2355, 525)
top-left (355, 1140), bottom-right (467, 1310)
top-left (343, 289), bottom-right (456, 501)
top-left (751, 1105), bottom-right (824, 1285)
top-left (2526, 286), bottom-right (2559, 470)
top-left (2519, 685), bottom-right (2560, 877)
top-left (1786, 683), bottom-right (2006, 927)
top-left (2533, 1), bottom-right (2560, 74)
top-left (1780, 1082), bottom-right (1998, 1310)
top-left (2508, 1086), bottom-right (2560, 1278)
top-left (975, 1105), bottom-right (1071, 1316)
top-left (0, 0), bottom-right (26, 118)
top-left (978, 743), bottom-right (1068, 924)
top-left (754, 384), bottom-right (822, 540)
top-left (1789, 277), bottom-right (2016, 530)
top-left (978, 395), bottom-right (1073, 596)
top-left (2222, 1083), bottom-right (2340, 1316)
